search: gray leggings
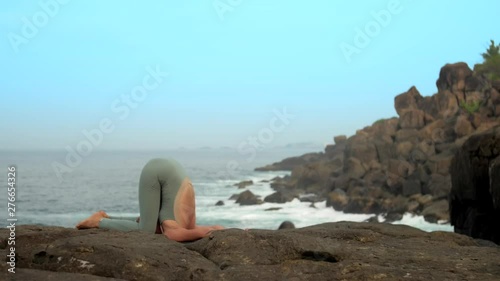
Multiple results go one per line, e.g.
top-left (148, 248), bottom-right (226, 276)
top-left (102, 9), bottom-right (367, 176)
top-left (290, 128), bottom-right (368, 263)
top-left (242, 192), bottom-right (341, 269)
top-left (99, 158), bottom-right (187, 233)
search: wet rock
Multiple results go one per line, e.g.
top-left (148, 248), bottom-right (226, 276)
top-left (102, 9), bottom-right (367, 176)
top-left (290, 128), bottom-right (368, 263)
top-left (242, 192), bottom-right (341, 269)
top-left (264, 191), bottom-right (296, 204)
top-left (383, 212), bottom-right (403, 223)
top-left (215, 200), bottom-right (224, 206)
top-left (235, 190), bottom-right (263, 206)
top-left (277, 221), bottom-right (295, 230)
top-left (264, 207), bottom-right (282, 212)
top-left (234, 180), bottom-right (253, 189)
top-left (364, 216), bottom-right (379, 223)
top-left (299, 194), bottom-right (322, 203)
top-left (326, 189), bottom-right (349, 211)
top-left (344, 197), bottom-right (382, 214)
top-left (422, 199), bottom-right (449, 223)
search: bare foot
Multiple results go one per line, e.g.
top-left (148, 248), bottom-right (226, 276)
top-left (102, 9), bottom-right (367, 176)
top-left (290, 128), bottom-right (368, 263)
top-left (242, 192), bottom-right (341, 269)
top-left (76, 210), bottom-right (109, 229)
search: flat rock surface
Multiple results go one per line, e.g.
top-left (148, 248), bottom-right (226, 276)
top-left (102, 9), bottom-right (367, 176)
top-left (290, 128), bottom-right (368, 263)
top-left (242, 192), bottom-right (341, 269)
top-left (1, 222), bottom-right (499, 281)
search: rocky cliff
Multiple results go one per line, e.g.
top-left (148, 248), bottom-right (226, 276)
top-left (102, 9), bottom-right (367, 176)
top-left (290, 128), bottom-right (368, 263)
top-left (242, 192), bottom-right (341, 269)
top-left (1, 223), bottom-right (500, 280)
top-left (255, 62), bottom-right (500, 223)
top-left (450, 126), bottom-right (500, 244)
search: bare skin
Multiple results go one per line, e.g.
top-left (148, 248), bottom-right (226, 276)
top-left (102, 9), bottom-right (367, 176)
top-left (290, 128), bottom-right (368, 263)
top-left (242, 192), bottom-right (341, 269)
top-left (161, 178), bottom-right (224, 241)
top-left (76, 178), bottom-right (224, 241)
top-left (76, 210), bottom-right (110, 229)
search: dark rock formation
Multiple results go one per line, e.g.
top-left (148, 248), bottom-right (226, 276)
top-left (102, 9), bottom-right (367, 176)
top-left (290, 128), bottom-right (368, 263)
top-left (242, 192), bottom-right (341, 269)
top-left (264, 207), bottom-right (282, 211)
top-left (277, 221), bottom-right (296, 230)
top-left (264, 191), bottom-right (296, 203)
top-left (326, 189), bottom-right (349, 211)
top-left (450, 126), bottom-right (500, 244)
top-left (254, 62), bottom-right (500, 223)
top-left (235, 190), bottom-right (263, 205)
top-left (215, 200), bottom-right (224, 206)
top-left (234, 180), bottom-right (253, 189)
top-left (2, 224), bottom-right (499, 281)
top-left (255, 153), bottom-right (323, 171)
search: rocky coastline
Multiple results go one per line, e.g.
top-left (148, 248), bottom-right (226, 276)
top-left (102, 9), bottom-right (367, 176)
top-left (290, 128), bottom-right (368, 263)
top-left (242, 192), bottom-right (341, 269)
top-left (243, 63), bottom-right (500, 228)
top-left (4, 63), bottom-right (500, 281)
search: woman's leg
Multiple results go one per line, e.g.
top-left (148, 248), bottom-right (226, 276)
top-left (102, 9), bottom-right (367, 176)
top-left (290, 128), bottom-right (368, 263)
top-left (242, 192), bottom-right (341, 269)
top-left (98, 159), bottom-right (162, 233)
top-left (136, 159), bottom-right (163, 233)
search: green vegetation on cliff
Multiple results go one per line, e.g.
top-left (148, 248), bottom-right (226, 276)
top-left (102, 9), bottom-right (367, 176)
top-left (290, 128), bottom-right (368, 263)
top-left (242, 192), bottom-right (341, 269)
top-left (474, 40), bottom-right (500, 83)
top-left (460, 100), bottom-right (481, 114)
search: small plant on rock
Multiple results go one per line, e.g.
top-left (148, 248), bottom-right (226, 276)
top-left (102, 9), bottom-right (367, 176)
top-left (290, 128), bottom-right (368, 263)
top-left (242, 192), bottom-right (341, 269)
top-left (460, 100), bottom-right (481, 114)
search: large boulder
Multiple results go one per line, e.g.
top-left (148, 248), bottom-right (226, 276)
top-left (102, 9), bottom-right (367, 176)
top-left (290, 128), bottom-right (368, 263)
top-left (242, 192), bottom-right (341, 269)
top-left (422, 199), bottom-right (450, 223)
top-left (344, 197), bottom-right (382, 214)
top-left (454, 115), bottom-right (475, 137)
top-left (398, 109), bottom-right (427, 129)
top-left (402, 179), bottom-right (421, 197)
top-left (344, 138), bottom-right (379, 164)
top-left (394, 86), bottom-right (423, 116)
top-left (236, 190), bottom-right (263, 205)
top-left (277, 221), bottom-right (296, 230)
top-left (291, 161), bottom-right (341, 194)
top-left (433, 90), bottom-right (461, 118)
top-left (423, 174), bottom-right (451, 198)
top-left (264, 191), bottom-right (296, 204)
top-left (326, 188), bottom-right (349, 211)
top-left (234, 180), bottom-right (253, 189)
top-left (436, 62), bottom-right (472, 93)
top-left (343, 157), bottom-right (366, 179)
top-left (450, 126), bottom-right (500, 244)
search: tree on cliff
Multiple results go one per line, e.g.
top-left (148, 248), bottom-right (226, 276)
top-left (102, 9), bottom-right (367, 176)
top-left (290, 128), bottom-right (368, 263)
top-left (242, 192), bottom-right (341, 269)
top-left (474, 40), bottom-right (500, 83)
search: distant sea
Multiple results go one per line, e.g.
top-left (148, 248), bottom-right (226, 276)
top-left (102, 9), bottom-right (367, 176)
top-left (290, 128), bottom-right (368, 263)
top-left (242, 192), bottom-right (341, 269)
top-left (0, 149), bottom-right (453, 232)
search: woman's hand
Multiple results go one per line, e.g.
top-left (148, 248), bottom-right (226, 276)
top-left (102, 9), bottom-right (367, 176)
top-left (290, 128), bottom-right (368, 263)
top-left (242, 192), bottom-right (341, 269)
top-left (203, 225), bottom-right (225, 237)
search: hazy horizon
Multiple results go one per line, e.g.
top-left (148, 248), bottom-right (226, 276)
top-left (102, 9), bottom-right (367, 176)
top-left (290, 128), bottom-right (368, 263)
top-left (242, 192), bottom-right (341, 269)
top-left (2, 0), bottom-right (500, 151)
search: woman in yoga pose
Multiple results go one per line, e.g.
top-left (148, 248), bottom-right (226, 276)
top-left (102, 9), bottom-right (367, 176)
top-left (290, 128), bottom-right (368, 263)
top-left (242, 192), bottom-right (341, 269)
top-left (76, 158), bottom-right (224, 242)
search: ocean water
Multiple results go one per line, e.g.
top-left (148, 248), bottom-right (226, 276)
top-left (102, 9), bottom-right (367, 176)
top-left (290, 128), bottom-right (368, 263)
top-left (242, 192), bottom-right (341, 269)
top-left (0, 149), bottom-right (453, 232)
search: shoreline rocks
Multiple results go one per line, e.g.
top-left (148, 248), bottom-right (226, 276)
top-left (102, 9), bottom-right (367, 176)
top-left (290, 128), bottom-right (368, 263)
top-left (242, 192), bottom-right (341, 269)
top-left (253, 62), bottom-right (500, 225)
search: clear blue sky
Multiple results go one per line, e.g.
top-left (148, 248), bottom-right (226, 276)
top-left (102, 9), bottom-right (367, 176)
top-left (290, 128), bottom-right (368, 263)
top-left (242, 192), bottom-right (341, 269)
top-left (1, 0), bottom-right (499, 150)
